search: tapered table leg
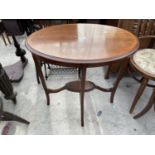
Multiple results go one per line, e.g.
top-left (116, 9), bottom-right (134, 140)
top-left (80, 67), bottom-right (86, 127)
top-left (32, 55), bottom-right (50, 105)
top-left (33, 58), bottom-right (40, 84)
top-left (110, 59), bottom-right (129, 103)
top-left (134, 87), bottom-right (155, 119)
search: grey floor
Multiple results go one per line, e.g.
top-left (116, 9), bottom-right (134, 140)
top-left (0, 35), bottom-right (155, 135)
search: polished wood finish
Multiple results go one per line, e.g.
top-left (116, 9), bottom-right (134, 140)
top-left (26, 24), bottom-right (139, 126)
top-left (26, 24), bottom-right (139, 66)
top-left (66, 81), bottom-right (94, 92)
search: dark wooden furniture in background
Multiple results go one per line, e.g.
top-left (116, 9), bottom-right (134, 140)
top-left (2, 20), bottom-right (28, 82)
top-left (129, 36), bottom-right (155, 118)
top-left (105, 19), bottom-right (155, 78)
top-left (0, 21), bottom-right (11, 46)
top-left (0, 63), bottom-right (29, 124)
top-left (26, 24), bottom-right (139, 126)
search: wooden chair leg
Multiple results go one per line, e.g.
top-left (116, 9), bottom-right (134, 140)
top-left (1, 33), bottom-right (7, 46)
top-left (5, 33), bottom-right (11, 44)
top-left (134, 87), bottom-right (155, 119)
top-left (130, 78), bottom-right (148, 114)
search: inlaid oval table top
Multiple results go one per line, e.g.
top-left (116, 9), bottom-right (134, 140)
top-left (25, 24), bottom-right (140, 127)
top-left (26, 24), bottom-right (139, 65)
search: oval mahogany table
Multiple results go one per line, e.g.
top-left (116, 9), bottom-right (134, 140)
top-left (26, 24), bottom-right (139, 126)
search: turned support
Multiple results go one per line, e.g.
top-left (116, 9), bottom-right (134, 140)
top-left (12, 35), bottom-right (27, 63)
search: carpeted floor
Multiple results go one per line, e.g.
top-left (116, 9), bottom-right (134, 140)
top-left (0, 34), bottom-right (155, 135)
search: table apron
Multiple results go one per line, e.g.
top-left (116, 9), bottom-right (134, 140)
top-left (32, 54), bottom-right (128, 68)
